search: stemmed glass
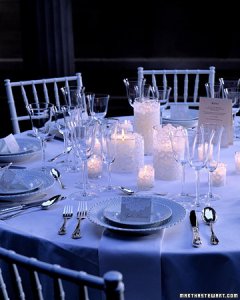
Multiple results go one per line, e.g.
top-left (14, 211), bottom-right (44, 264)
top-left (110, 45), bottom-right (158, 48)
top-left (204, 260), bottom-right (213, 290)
top-left (169, 127), bottom-right (193, 207)
top-left (26, 102), bottom-right (54, 172)
top-left (70, 120), bottom-right (97, 201)
top-left (187, 125), bottom-right (215, 211)
top-left (100, 118), bottom-right (119, 191)
top-left (204, 124), bottom-right (224, 205)
top-left (86, 93), bottom-right (110, 122)
top-left (224, 87), bottom-right (240, 139)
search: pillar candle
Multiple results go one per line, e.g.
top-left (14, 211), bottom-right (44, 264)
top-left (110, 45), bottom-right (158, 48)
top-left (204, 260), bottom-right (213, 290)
top-left (212, 162), bottom-right (227, 187)
top-left (87, 154), bottom-right (103, 178)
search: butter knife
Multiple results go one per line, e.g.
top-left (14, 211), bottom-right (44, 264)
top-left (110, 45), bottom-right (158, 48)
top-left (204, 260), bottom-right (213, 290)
top-left (190, 210), bottom-right (202, 247)
top-left (0, 194), bottom-right (62, 215)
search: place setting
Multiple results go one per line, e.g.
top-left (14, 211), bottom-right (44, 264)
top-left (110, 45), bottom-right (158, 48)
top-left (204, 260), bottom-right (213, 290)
top-left (0, 133), bottom-right (41, 163)
top-left (87, 194), bottom-right (186, 235)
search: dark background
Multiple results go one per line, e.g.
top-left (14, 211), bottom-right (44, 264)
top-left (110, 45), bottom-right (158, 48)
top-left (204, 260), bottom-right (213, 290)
top-left (0, 0), bottom-right (240, 137)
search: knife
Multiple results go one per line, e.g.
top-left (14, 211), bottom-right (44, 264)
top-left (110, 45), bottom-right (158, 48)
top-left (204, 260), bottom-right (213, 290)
top-left (0, 194), bottom-right (62, 215)
top-left (190, 210), bottom-right (202, 247)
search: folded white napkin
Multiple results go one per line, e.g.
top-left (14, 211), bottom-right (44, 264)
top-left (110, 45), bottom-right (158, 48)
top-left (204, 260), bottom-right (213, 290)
top-left (0, 169), bottom-right (35, 192)
top-left (0, 134), bottom-right (20, 154)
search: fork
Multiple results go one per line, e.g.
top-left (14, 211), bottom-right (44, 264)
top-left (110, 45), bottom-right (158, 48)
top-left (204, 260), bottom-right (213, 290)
top-left (71, 202), bottom-right (87, 239)
top-left (58, 205), bottom-right (73, 235)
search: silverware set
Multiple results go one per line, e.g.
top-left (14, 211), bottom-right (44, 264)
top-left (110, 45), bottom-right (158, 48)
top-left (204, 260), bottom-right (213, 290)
top-left (190, 207), bottom-right (219, 247)
top-left (58, 202), bottom-right (87, 238)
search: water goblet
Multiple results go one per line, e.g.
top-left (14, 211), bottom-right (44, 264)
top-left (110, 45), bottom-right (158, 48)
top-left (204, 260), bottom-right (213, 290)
top-left (26, 102), bottom-right (54, 172)
top-left (187, 125), bottom-right (214, 211)
top-left (204, 124), bottom-right (224, 205)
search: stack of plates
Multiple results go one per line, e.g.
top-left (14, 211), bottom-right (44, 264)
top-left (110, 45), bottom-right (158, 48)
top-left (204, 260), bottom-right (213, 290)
top-left (0, 169), bottom-right (55, 202)
top-left (162, 107), bottom-right (198, 128)
top-left (88, 196), bottom-right (186, 234)
top-left (0, 138), bottom-right (41, 163)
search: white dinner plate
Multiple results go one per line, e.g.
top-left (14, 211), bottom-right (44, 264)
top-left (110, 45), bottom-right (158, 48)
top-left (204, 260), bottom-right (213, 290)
top-left (88, 196), bottom-right (186, 234)
top-left (103, 201), bottom-right (172, 229)
top-left (0, 138), bottom-right (41, 163)
top-left (0, 169), bottom-right (55, 202)
top-left (0, 170), bottom-right (42, 195)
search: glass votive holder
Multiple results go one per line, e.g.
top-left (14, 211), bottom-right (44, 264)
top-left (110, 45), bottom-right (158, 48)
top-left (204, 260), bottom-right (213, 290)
top-left (137, 164), bottom-right (155, 190)
top-left (212, 162), bottom-right (227, 187)
top-left (87, 154), bottom-right (103, 179)
top-left (235, 151), bottom-right (240, 173)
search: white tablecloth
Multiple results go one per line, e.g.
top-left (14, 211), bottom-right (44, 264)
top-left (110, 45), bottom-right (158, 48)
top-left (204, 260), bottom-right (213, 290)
top-left (0, 130), bottom-right (240, 299)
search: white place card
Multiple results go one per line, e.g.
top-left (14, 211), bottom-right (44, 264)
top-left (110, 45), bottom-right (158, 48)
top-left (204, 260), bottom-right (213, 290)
top-left (198, 97), bottom-right (233, 147)
top-left (0, 134), bottom-right (20, 153)
top-left (120, 196), bottom-right (152, 222)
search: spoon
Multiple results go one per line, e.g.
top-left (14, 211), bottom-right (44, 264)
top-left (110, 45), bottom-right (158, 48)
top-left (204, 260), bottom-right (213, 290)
top-left (48, 146), bottom-right (72, 162)
top-left (50, 168), bottom-right (66, 189)
top-left (202, 206), bottom-right (219, 245)
top-left (118, 186), bottom-right (135, 195)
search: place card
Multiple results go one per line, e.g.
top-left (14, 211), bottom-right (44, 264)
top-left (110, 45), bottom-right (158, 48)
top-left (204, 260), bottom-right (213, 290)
top-left (198, 97), bottom-right (233, 147)
top-left (120, 196), bottom-right (152, 222)
top-left (0, 134), bottom-right (20, 153)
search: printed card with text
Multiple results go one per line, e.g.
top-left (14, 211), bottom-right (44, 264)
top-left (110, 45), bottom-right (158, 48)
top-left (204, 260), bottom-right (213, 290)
top-left (198, 97), bottom-right (233, 147)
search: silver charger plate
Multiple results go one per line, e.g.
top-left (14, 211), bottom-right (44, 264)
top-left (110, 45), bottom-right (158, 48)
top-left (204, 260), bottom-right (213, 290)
top-left (88, 196), bottom-right (186, 234)
top-left (0, 169), bottom-right (55, 202)
top-left (103, 201), bottom-right (172, 229)
top-left (0, 138), bottom-right (41, 163)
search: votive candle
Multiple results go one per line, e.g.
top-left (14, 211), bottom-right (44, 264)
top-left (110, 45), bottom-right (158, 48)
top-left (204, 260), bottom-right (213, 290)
top-left (212, 162), bottom-right (227, 187)
top-left (235, 151), bottom-right (240, 172)
top-left (137, 165), bottom-right (155, 190)
top-left (87, 154), bottom-right (103, 178)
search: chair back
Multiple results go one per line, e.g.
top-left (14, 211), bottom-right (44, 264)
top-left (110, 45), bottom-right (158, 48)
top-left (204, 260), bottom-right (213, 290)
top-left (4, 73), bottom-right (83, 134)
top-left (138, 66), bottom-right (215, 106)
top-left (0, 246), bottom-right (124, 300)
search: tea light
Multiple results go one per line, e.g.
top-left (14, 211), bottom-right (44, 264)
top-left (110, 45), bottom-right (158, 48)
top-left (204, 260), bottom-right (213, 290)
top-left (152, 124), bottom-right (182, 180)
top-left (235, 151), bottom-right (240, 172)
top-left (111, 130), bottom-right (144, 173)
top-left (134, 98), bottom-right (160, 155)
top-left (87, 154), bottom-right (103, 178)
top-left (120, 120), bottom-right (133, 132)
top-left (211, 162), bottom-right (227, 187)
top-left (198, 143), bottom-right (213, 160)
top-left (137, 165), bottom-right (155, 190)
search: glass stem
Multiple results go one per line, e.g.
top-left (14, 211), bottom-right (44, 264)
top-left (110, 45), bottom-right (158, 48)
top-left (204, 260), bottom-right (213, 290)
top-left (82, 159), bottom-right (88, 197)
top-left (41, 138), bottom-right (46, 172)
top-left (180, 163), bottom-right (186, 196)
top-left (207, 171), bottom-right (213, 205)
top-left (195, 170), bottom-right (200, 208)
top-left (107, 163), bottom-right (112, 190)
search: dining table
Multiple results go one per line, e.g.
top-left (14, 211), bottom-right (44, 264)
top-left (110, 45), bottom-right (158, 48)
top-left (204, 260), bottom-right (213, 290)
top-left (0, 119), bottom-right (240, 300)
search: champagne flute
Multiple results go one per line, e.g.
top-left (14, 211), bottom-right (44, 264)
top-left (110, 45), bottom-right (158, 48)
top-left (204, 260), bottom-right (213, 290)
top-left (187, 125), bottom-right (214, 211)
top-left (204, 124), bottom-right (224, 205)
top-left (26, 102), bottom-right (54, 172)
top-left (169, 127), bottom-right (193, 207)
top-left (100, 118), bottom-right (119, 190)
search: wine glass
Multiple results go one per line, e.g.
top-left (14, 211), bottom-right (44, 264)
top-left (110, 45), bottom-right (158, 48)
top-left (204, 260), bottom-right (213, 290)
top-left (205, 83), bottom-right (224, 98)
top-left (26, 102), bottom-right (54, 172)
top-left (100, 118), bottom-right (119, 191)
top-left (169, 127), bottom-right (193, 207)
top-left (186, 125), bottom-right (214, 211)
top-left (69, 120), bottom-right (97, 201)
top-left (224, 87), bottom-right (240, 139)
top-left (86, 93), bottom-right (110, 122)
top-left (123, 78), bottom-right (153, 108)
top-left (204, 124), bottom-right (224, 205)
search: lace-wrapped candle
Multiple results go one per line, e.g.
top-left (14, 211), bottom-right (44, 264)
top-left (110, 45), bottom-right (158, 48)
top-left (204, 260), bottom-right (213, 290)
top-left (111, 130), bottom-right (144, 173)
top-left (134, 97), bottom-right (160, 155)
top-left (153, 124), bottom-right (182, 180)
